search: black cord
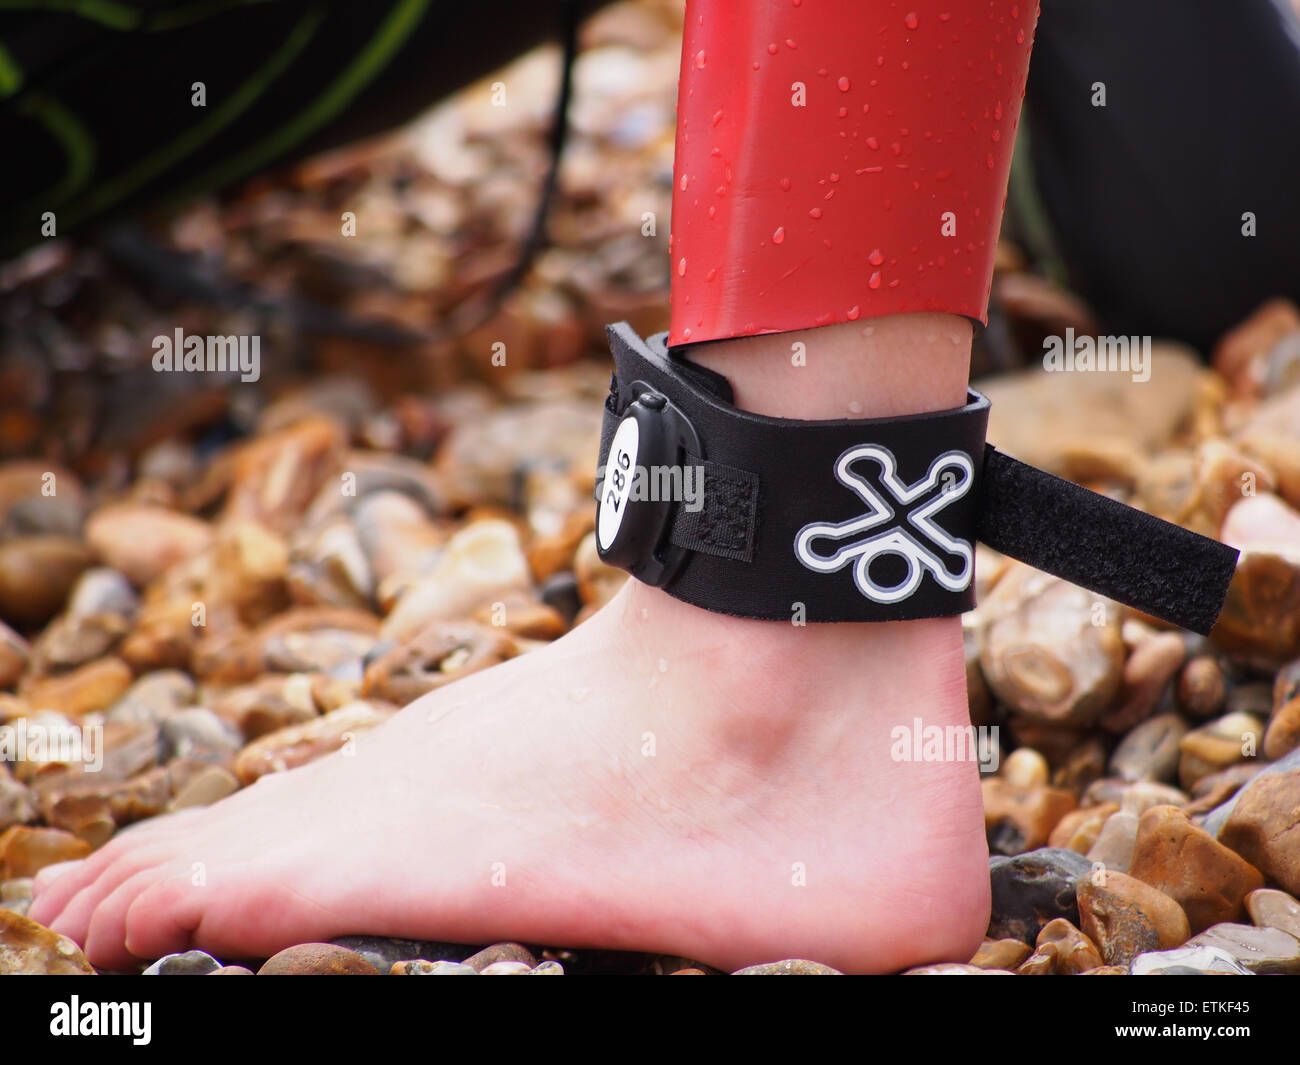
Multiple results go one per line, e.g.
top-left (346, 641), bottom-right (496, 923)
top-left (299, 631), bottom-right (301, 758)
top-left (425, 0), bottom-right (581, 342)
top-left (100, 0), bottom-right (583, 348)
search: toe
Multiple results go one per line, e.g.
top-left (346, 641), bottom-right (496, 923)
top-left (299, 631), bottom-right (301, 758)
top-left (28, 809), bottom-right (207, 925)
top-left (46, 845), bottom-right (178, 946)
top-left (29, 860), bottom-right (84, 910)
top-left (121, 870), bottom-right (207, 964)
top-left (84, 863), bottom-right (190, 970)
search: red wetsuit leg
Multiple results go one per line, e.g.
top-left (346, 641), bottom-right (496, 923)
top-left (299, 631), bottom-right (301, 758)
top-left (669, 0), bottom-right (1039, 346)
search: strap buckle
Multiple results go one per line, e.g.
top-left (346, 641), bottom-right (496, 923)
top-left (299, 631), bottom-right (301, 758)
top-left (595, 382), bottom-right (701, 587)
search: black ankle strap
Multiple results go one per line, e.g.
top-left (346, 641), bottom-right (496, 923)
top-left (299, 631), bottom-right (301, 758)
top-left (595, 323), bottom-right (1238, 634)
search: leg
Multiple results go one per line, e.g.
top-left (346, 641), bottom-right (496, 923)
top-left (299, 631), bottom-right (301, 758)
top-left (30, 0), bottom-right (1036, 973)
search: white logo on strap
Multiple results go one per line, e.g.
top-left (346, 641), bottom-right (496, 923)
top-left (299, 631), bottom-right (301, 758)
top-left (794, 445), bottom-right (974, 604)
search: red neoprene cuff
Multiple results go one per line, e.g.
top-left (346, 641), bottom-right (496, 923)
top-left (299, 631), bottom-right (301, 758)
top-left (668, 0), bottom-right (1039, 345)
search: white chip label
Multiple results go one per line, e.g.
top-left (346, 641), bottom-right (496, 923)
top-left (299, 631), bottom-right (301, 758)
top-left (598, 415), bottom-right (640, 550)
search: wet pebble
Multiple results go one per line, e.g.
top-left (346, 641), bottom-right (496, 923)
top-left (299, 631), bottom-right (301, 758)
top-left (331, 935), bottom-right (468, 972)
top-left (981, 778), bottom-right (1076, 855)
top-left (233, 701), bottom-right (394, 785)
top-left (1178, 711), bottom-right (1265, 791)
top-left (161, 708), bottom-right (244, 762)
top-left (143, 950), bottom-right (222, 975)
top-left (1018, 918), bottom-right (1103, 975)
top-left (1182, 922), bottom-right (1300, 974)
top-left (1219, 760), bottom-right (1300, 896)
top-left (0, 909), bottom-right (94, 974)
top-left (968, 938), bottom-right (1030, 970)
top-left (257, 943), bottom-right (380, 975)
top-left (0, 825), bottom-right (91, 878)
top-left (480, 960), bottom-right (532, 975)
top-left (397, 959), bottom-right (478, 975)
top-left (1130, 944), bottom-right (1253, 976)
top-left (987, 847), bottom-right (1093, 944)
top-left (462, 941), bottom-right (537, 972)
top-left (732, 959), bottom-right (842, 975)
top-left (1127, 805), bottom-right (1263, 932)
top-left (1109, 712), bottom-right (1187, 783)
top-left (84, 503), bottom-right (213, 587)
top-left (1245, 888), bottom-right (1300, 939)
top-left (1077, 869), bottom-right (1190, 966)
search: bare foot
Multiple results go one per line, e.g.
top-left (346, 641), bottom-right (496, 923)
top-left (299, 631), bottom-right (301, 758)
top-left (29, 575), bottom-right (989, 973)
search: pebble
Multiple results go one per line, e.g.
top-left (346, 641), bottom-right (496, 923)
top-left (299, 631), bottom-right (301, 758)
top-left (969, 938), bottom-right (1030, 970)
top-left (1177, 656), bottom-right (1227, 719)
top-left (379, 520), bottom-right (531, 643)
top-left (212, 676), bottom-right (319, 740)
top-left (0, 825), bottom-right (91, 879)
top-left (1101, 632), bottom-right (1185, 733)
top-left (170, 766), bottom-right (241, 810)
top-left (1001, 747), bottom-right (1049, 789)
top-left (1219, 762), bottom-right (1300, 895)
top-left (480, 960), bottom-right (533, 975)
top-left (981, 779), bottom-right (1076, 855)
top-left (222, 417), bottom-right (347, 534)
top-left (209, 965), bottom-right (255, 975)
top-left (329, 935), bottom-right (468, 973)
top-left (1129, 944), bottom-right (1253, 976)
top-left (0, 461), bottom-right (86, 538)
top-left (160, 708), bottom-right (244, 762)
top-left (1213, 506), bottom-right (1300, 665)
top-left (1018, 917), bottom-right (1104, 975)
top-left (732, 959), bottom-right (843, 975)
top-left (572, 531), bottom-right (628, 611)
top-left (1195, 439), bottom-right (1276, 528)
top-left (987, 847), bottom-right (1093, 944)
top-left (905, 963), bottom-right (1008, 975)
top-left (0, 621), bottom-right (28, 690)
top-left (1119, 781), bottom-right (1191, 815)
top-left (1211, 297), bottom-right (1300, 395)
top-left (105, 670), bottom-right (195, 728)
top-left (233, 701), bottom-right (394, 785)
top-left (257, 943), bottom-right (380, 975)
top-left (30, 610), bottom-right (129, 673)
top-left (142, 950), bottom-right (222, 975)
top-left (1049, 803), bottom-right (1117, 855)
top-left (1127, 805), bottom-right (1264, 932)
top-left (1183, 763), bottom-right (1263, 817)
top-left (977, 566), bottom-right (1124, 728)
top-left (1086, 811), bottom-right (1140, 873)
top-left (539, 571), bottom-right (582, 624)
top-left (0, 536), bottom-right (92, 628)
top-left (67, 567), bottom-right (139, 619)
top-left (391, 959), bottom-right (478, 975)
top-left (527, 960), bottom-right (565, 975)
top-left (1178, 711), bottom-right (1265, 790)
top-left (354, 491), bottom-right (445, 585)
top-left (84, 503), bottom-right (213, 587)
top-left (1245, 888), bottom-right (1300, 939)
top-left (1077, 869), bottom-right (1190, 966)
top-left (1264, 658), bottom-right (1300, 759)
top-left (0, 909), bottom-right (95, 974)
top-left (39, 764), bottom-right (173, 844)
top-left (1199, 745), bottom-right (1300, 837)
top-left (286, 518), bottom-right (374, 611)
top-left (1182, 922), bottom-right (1300, 974)
top-left (362, 621), bottom-right (515, 704)
top-left (19, 656), bottom-right (133, 718)
top-left (462, 941), bottom-right (537, 972)
top-left (0, 770), bottom-right (37, 833)
top-left (1109, 713), bottom-right (1187, 783)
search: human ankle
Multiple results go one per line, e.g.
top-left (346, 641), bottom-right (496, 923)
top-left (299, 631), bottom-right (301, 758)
top-left (685, 314), bottom-right (972, 419)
